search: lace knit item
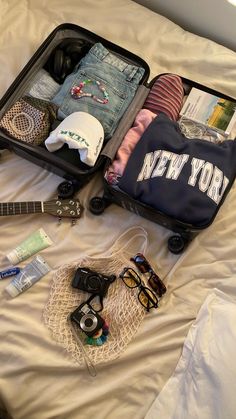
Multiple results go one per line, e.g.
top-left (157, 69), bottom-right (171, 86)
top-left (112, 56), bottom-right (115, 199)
top-left (0, 96), bottom-right (57, 145)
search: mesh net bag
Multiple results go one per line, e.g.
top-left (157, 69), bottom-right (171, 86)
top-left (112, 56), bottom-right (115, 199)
top-left (43, 226), bottom-right (148, 370)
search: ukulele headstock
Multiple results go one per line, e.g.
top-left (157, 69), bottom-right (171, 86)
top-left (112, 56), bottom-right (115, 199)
top-left (44, 199), bottom-right (83, 219)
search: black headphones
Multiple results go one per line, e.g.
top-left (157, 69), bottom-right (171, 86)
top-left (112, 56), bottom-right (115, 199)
top-left (45, 38), bottom-right (92, 84)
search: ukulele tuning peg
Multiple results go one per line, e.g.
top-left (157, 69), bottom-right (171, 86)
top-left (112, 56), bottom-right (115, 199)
top-left (71, 219), bottom-right (77, 226)
top-left (57, 216), bottom-right (62, 225)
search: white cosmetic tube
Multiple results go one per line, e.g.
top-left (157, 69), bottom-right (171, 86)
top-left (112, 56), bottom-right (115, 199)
top-left (5, 255), bottom-right (51, 298)
top-left (6, 228), bottom-right (53, 265)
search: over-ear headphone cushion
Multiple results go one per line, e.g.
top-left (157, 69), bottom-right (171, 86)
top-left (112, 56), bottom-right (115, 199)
top-left (46, 38), bottom-right (93, 83)
top-left (63, 55), bottom-right (73, 74)
top-left (53, 49), bottom-right (65, 78)
top-left (65, 42), bottom-right (85, 55)
top-left (66, 42), bottom-right (86, 64)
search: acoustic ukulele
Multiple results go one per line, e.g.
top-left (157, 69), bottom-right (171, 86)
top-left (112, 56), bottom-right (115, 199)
top-left (0, 199), bottom-right (83, 224)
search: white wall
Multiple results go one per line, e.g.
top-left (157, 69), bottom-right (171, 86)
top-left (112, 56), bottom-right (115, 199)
top-left (133, 0), bottom-right (236, 52)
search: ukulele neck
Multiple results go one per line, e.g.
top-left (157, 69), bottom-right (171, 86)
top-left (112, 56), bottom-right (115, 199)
top-left (0, 201), bottom-right (43, 216)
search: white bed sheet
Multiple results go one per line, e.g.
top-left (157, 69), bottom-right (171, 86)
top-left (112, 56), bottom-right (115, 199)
top-left (0, 1), bottom-right (236, 418)
top-left (145, 289), bottom-right (236, 419)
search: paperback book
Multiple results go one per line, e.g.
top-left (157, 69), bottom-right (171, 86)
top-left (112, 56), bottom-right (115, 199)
top-left (180, 87), bottom-right (236, 137)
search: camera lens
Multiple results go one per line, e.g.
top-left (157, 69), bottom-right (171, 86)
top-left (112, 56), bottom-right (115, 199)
top-left (87, 275), bottom-right (101, 292)
top-left (80, 313), bottom-right (98, 332)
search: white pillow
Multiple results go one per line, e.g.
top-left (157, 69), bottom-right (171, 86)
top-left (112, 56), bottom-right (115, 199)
top-left (145, 289), bottom-right (236, 419)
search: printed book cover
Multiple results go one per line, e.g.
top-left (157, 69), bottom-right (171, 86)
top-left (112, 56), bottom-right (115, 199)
top-left (180, 87), bottom-right (236, 136)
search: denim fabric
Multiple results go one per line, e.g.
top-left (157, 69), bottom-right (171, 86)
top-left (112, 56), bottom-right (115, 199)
top-left (52, 43), bottom-right (145, 139)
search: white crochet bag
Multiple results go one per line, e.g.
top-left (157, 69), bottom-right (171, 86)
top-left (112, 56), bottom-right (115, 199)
top-left (43, 226), bottom-right (148, 373)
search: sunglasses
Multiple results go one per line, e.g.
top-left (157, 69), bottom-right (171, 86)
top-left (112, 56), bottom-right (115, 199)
top-left (119, 267), bottom-right (158, 312)
top-left (130, 253), bottom-right (166, 297)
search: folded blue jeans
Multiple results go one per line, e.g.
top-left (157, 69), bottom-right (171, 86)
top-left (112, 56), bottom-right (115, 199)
top-left (52, 43), bottom-right (145, 139)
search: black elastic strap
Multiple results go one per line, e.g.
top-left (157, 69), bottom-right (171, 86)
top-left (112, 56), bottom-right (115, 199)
top-left (85, 293), bottom-right (104, 312)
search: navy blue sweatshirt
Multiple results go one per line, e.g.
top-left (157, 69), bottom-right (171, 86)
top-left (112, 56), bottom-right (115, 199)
top-left (118, 113), bottom-right (236, 227)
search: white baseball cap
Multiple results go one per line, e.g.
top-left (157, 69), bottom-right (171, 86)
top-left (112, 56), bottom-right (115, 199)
top-left (45, 111), bottom-right (104, 166)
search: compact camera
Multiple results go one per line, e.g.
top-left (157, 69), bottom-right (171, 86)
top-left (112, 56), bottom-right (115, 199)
top-left (70, 302), bottom-right (104, 337)
top-left (72, 267), bottom-right (116, 297)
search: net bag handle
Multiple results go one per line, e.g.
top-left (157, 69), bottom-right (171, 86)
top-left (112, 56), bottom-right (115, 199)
top-left (99, 225), bottom-right (148, 260)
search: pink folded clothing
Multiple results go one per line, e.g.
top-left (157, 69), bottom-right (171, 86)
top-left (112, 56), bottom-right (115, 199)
top-left (143, 74), bottom-right (184, 120)
top-left (105, 74), bottom-right (184, 185)
top-left (105, 109), bottom-right (157, 184)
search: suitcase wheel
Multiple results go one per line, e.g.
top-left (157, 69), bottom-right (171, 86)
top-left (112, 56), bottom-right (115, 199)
top-left (89, 196), bottom-right (107, 215)
top-left (57, 181), bottom-right (75, 199)
top-left (168, 235), bottom-right (186, 254)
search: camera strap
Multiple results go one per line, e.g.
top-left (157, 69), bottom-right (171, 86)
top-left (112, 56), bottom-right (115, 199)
top-left (85, 293), bottom-right (104, 312)
top-left (68, 316), bottom-right (97, 377)
top-left (84, 274), bottom-right (117, 312)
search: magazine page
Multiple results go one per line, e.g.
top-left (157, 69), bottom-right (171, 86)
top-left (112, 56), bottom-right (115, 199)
top-left (180, 87), bottom-right (236, 136)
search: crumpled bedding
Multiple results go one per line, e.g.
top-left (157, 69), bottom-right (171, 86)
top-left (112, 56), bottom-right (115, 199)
top-left (145, 289), bottom-right (236, 419)
top-left (0, 1), bottom-right (236, 418)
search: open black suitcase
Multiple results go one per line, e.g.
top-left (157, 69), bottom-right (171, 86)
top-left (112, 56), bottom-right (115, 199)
top-left (0, 23), bottom-right (236, 253)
